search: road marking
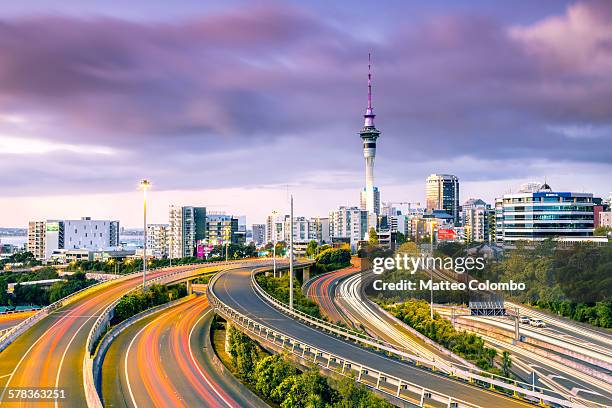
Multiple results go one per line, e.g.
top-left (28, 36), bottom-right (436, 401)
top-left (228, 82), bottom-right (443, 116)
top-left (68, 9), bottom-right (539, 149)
top-left (125, 312), bottom-right (170, 408)
top-left (188, 307), bottom-right (234, 407)
top-left (54, 306), bottom-right (100, 408)
top-left (0, 374), bottom-right (11, 379)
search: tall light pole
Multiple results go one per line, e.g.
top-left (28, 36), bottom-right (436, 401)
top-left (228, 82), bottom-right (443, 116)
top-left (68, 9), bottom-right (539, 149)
top-left (271, 210), bottom-right (277, 278)
top-left (289, 195), bottom-right (294, 310)
top-left (140, 179), bottom-right (151, 289)
top-left (429, 220), bottom-right (435, 319)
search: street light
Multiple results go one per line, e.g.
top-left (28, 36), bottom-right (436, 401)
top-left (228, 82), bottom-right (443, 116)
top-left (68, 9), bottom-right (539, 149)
top-left (429, 220), bottom-right (436, 319)
top-left (289, 195), bottom-right (294, 311)
top-left (271, 210), bottom-right (277, 278)
top-left (139, 179), bottom-right (151, 289)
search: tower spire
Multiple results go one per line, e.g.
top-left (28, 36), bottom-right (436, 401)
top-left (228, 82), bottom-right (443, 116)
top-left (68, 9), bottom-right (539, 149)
top-left (364, 52), bottom-right (375, 127)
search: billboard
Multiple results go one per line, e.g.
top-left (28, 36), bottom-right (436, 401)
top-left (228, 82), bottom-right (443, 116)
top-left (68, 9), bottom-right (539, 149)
top-left (46, 222), bottom-right (60, 232)
top-left (437, 228), bottom-right (456, 241)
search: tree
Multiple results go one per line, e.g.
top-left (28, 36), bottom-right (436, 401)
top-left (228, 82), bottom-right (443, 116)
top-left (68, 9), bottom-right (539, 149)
top-left (368, 227), bottom-right (379, 245)
top-left (306, 240), bottom-right (318, 258)
top-left (501, 351), bottom-right (512, 377)
top-left (395, 232), bottom-right (407, 245)
top-left (254, 354), bottom-right (296, 399)
top-left (594, 226), bottom-right (612, 237)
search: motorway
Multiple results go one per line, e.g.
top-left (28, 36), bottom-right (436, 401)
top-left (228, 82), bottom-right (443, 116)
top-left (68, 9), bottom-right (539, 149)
top-left (0, 312), bottom-right (34, 332)
top-left (0, 263), bottom-right (237, 407)
top-left (102, 293), bottom-right (266, 408)
top-left (211, 265), bottom-right (534, 408)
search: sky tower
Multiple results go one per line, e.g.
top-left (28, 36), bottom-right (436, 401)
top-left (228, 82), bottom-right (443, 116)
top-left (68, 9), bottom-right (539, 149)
top-left (359, 53), bottom-right (381, 216)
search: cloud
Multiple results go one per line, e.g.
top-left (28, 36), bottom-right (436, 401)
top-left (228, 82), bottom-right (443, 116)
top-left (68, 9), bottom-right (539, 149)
top-left (0, 0), bottom-right (610, 207)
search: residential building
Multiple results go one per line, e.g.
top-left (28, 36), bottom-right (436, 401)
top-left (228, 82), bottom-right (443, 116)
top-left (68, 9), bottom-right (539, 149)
top-left (309, 217), bottom-right (330, 244)
top-left (168, 205), bottom-right (206, 258)
top-left (463, 203), bottom-right (494, 243)
top-left (146, 224), bottom-right (169, 258)
top-left (329, 206), bottom-right (368, 251)
top-left (426, 174), bottom-right (460, 224)
top-left (252, 224), bottom-right (265, 246)
top-left (27, 221), bottom-right (46, 260)
top-left (265, 213), bottom-right (286, 244)
top-left (206, 213), bottom-right (241, 245)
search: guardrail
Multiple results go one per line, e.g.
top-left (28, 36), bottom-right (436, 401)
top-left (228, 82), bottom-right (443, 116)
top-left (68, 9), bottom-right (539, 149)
top-left (208, 273), bottom-right (481, 408)
top-left (214, 265), bottom-right (591, 408)
top-left (0, 270), bottom-right (134, 353)
top-left (83, 260), bottom-right (253, 408)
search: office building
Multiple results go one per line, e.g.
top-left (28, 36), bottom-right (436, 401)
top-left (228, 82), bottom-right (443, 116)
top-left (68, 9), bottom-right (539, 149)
top-left (329, 206), bottom-right (368, 251)
top-left (600, 211), bottom-right (612, 228)
top-left (252, 224), bottom-right (265, 246)
top-left (359, 54), bottom-right (382, 216)
top-left (426, 174), bottom-right (460, 224)
top-left (495, 183), bottom-right (598, 245)
top-left (146, 224), bottom-right (169, 258)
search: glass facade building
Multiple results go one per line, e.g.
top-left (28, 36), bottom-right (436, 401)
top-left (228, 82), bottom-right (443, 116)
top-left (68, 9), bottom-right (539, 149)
top-left (495, 186), bottom-right (594, 244)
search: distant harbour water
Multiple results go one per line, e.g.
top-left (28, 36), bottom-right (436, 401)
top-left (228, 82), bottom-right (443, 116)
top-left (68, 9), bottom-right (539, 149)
top-left (0, 236), bottom-right (27, 247)
top-left (0, 235), bottom-right (144, 249)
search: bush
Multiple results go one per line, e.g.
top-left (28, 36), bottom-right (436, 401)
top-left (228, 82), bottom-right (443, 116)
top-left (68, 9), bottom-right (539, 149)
top-left (387, 300), bottom-right (501, 371)
top-left (111, 283), bottom-right (186, 324)
top-left (313, 248), bottom-right (351, 274)
top-left (256, 273), bottom-right (322, 319)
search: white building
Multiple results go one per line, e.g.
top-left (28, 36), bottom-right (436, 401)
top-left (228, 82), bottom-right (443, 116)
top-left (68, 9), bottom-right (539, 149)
top-left (329, 206), bottom-right (368, 251)
top-left (146, 224), bottom-right (169, 258)
top-left (168, 205), bottom-right (206, 258)
top-left (27, 221), bottom-right (46, 260)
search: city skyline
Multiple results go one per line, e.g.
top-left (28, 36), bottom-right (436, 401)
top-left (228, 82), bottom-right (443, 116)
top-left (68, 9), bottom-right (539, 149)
top-left (1, 0), bottom-right (612, 227)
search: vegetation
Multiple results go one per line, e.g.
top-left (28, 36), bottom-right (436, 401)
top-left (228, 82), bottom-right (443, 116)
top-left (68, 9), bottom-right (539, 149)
top-left (368, 227), bottom-right (379, 245)
top-left (111, 283), bottom-right (186, 324)
top-left (478, 241), bottom-right (612, 328)
top-left (386, 300), bottom-right (504, 373)
top-left (225, 326), bottom-right (392, 408)
top-left (594, 226), bottom-right (612, 237)
top-left (312, 247), bottom-right (351, 274)
top-left (256, 273), bottom-right (323, 319)
top-left (0, 270), bottom-right (96, 307)
top-left (0, 251), bottom-right (41, 269)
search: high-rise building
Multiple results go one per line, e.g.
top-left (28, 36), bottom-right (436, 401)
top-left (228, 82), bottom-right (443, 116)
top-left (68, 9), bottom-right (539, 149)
top-left (359, 54), bottom-right (382, 216)
top-left (462, 200), bottom-right (493, 243)
top-left (27, 221), bottom-right (46, 260)
top-left (252, 224), bottom-right (265, 246)
top-left (146, 224), bottom-right (169, 258)
top-left (329, 206), bottom-right (368, 251)
top-left (309, 217), bottom-right (330, 244)
top-left (426, 174), bottom-right (459, 224)
top-left (495, 183), bottom-right (598, 245)
top-left (168, 205), bottom-right (206, 258)
top-left (265, 213), bottom-right (286, 244)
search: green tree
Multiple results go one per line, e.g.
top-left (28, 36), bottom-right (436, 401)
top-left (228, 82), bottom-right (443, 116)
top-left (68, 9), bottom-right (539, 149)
top-left (306, 240), bottom-right (318, 258)
top-left (594, 226), bottom-right (612, 237)
top-left (368, 227), bottom-right (379, 245)
top-left (254, 354), bottom-right (297, 399)
top-left (227, 327), bottom-right (259, 381)
top-left (501, 351), bottom-right (512, 377)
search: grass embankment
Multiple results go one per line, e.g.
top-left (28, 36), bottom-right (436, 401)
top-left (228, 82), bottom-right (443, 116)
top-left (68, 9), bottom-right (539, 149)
top-left (384, 300), bottom-right (511, 376)
top-left (212, 319), bottom-right (393, 408)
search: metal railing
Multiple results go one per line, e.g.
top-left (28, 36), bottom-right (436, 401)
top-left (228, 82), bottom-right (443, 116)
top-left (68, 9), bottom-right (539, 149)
top-left (211, 266), bottom-right (591, 408)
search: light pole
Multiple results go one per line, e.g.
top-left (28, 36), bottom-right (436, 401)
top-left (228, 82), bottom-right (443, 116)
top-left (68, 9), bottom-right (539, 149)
top-left (225, 225), bottom-right (230, 262)
top-left (429, 220), bottom-right (436, 319)
top-left (289, 195), bottom-right (294, 311)
top-left (140, 179), bottom-right (151, 289)
top-left (271, 210), bottom-right (277, 278)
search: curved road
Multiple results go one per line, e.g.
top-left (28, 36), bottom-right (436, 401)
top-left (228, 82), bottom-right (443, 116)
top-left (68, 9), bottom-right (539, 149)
top-left (102, 294), bottom-right (266, 408)
top-left (211, 266), bottom-right (533, 408)
top-left (0, 263), bottom-right (236, 407)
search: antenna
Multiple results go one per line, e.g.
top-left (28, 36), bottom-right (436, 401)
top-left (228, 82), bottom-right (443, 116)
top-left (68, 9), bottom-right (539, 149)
top-left (368, 52), bottom-right (372, 109)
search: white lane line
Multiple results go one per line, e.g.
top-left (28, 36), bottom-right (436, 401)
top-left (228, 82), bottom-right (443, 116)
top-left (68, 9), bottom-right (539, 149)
top-left (0, 374), bottom-right (11, 379)
top-left (0, 298), bottom-right (93, 402)
top-left (125, 312), bottom-right (169, 408)
top-left (54, 310), bottom-right (100, 408)
top-left (188, 307), bottom-right (234, 407)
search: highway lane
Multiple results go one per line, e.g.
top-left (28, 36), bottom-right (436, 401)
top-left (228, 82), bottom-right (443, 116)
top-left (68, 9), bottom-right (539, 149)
top-left (102, 293), bottom-right (266, 408)
top-left (303, 265), bottom-right (358, 325)
top-left (0, 264), bottom-right (232, 407)
top-left (0, 312), bottom-right (34, 332)
top-left (212, 266), bottom-right (534, 408)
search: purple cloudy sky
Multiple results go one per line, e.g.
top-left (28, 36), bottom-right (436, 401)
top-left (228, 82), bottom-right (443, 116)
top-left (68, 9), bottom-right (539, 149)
top-left (1, 0), bottom-right (611, 227)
